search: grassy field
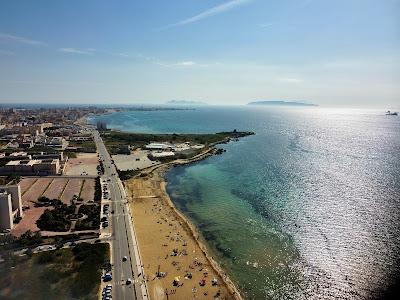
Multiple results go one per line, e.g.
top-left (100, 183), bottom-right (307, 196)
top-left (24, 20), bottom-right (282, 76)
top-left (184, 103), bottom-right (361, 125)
top-left (101, 130), bottom-right (254, 154)
top-left (0, 243), bottom-right (109, 300)
top-left (68, 140), bottom-right (97, 153)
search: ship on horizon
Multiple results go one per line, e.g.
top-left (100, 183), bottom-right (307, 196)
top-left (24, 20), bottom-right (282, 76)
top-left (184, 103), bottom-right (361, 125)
top-left (385, 110), bottom-right (398, 116)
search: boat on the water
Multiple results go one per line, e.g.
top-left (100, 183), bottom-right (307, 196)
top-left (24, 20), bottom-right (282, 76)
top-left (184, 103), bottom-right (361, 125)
top-left (386, 110), bottom-right (398, 116)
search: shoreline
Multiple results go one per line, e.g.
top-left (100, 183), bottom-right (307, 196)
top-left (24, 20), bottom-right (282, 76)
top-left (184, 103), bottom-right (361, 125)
top-left (125, 148), bottom-right (244, 300)
top-left (82, 113), bottom-right (251, 298)
top-left (160, 167), bottom-right (243, 299)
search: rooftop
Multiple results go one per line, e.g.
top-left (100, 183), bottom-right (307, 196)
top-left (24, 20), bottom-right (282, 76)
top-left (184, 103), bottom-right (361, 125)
top-left (5, 159), bottom-right (57, 166)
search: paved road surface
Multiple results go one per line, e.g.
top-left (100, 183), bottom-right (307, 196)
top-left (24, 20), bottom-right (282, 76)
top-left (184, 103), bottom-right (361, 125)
top-left (94, 130), bottom-right (148, 300)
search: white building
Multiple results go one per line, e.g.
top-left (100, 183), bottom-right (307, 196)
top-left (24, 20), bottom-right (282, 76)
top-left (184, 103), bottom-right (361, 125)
top-left (145, 143), bottom-right (173, 150)
top-left (151, 151), bottom-right (175, 158)
top-left (0, 185), bottom-right (23, 231)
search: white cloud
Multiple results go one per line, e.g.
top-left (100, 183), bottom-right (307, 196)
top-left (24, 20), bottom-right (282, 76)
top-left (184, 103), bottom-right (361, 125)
top-left (133, 54), bottom-right (203, 67)
top-left (59, 48), bottom-right (96, 55)
top-left (166, 60), bottom-right (211, 68)
top-left (177, 61), bottom-right (196, 66)
top-left (0, 32), bottom-right (46, 46)
top-left (161, 0), bottom-right (252, 29)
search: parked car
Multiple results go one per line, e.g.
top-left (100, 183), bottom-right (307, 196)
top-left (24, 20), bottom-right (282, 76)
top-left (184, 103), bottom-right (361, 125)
top-left (102, 273), bottom-right (112, 282)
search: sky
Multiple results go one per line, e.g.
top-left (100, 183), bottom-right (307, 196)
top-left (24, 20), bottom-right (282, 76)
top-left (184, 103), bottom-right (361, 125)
top-left (0, 0), bottom-right (399, 107)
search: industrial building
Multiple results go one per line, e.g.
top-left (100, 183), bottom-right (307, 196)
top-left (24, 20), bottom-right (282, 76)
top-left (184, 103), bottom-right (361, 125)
top-left (0, 185), bottom-right (23, 231)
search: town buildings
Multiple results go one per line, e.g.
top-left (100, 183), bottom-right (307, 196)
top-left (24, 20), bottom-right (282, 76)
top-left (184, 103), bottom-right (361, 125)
top-left (0, 159), bottom-right (60, 175)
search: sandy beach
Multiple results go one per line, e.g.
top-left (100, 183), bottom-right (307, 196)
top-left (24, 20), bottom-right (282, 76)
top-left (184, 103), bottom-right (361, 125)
top-left (125, 151), bottom-right (242, 300)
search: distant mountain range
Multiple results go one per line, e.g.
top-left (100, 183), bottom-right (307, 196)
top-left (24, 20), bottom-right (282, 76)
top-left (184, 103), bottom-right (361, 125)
top-left (166, 100), bottom-right (207, 105)
top-left (248, 100), bottom-right (317, 107)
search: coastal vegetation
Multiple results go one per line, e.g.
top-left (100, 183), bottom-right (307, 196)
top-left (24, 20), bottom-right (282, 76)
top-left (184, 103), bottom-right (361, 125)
top-left (101, 130), bottom-right (254, 154)
top-left (0, 243), bottom-right (109, 300)
top-left (117, 169), bottom-right (140, 180)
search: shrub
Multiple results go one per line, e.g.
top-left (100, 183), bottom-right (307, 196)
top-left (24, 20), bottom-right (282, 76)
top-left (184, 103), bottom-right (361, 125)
top-left (36, 251), bottom-right (56, 264)
top-left (36, 203), bottom-right (75, 232)
top-left (71, 243), bottom-right (109, 297)
top-left (94, 177), bottom-right (101, 202)
top-left (117, 169), bottom-right (139, 180)
top-left (17, 230), bottom-right (43, 247)
top-left (75, 204), bottom-right (100, 230)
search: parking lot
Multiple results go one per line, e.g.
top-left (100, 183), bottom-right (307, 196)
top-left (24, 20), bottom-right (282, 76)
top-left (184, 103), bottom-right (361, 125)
top-left (64, 153), bottom-right (100, 176)
top-left (111, 150), bottom-right (159, 171)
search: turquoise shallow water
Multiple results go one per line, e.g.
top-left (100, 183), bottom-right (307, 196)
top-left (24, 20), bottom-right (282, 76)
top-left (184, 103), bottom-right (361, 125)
top-left (91, 107), bottom-right (400, 299)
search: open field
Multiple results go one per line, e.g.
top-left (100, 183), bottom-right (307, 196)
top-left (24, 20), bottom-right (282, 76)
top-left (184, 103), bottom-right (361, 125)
top-left (80, 179), bottom-right (95, 202)
top-left (20, 178), bottom-right (37, 194)
top-left (0, 243), bottom-right (109, 300)
top-left (22, 178), bottom-right (53, 204)
top-left (64, 153), bottom-right (99, 176)
top-left (42, 178), bottom-right (69, 199)
top-left (60, 179), bottom-right (83, 204)
top-left (11, 207), bottom-right (47, 237)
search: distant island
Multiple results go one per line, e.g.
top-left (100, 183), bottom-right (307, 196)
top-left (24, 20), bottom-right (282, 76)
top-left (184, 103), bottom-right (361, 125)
top-left (248, 100), bottom-right (318, 107)
top-left (166, 100), bottom-right (207, 105)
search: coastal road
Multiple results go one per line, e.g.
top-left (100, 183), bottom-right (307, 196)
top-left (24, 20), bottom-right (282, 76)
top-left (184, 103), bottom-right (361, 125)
top-left (93, 130), bottom-right (148, 300)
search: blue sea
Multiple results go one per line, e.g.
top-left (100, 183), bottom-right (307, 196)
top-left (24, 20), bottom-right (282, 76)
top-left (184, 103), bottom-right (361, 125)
top-left (91, 106), bottom-right (400, 299)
